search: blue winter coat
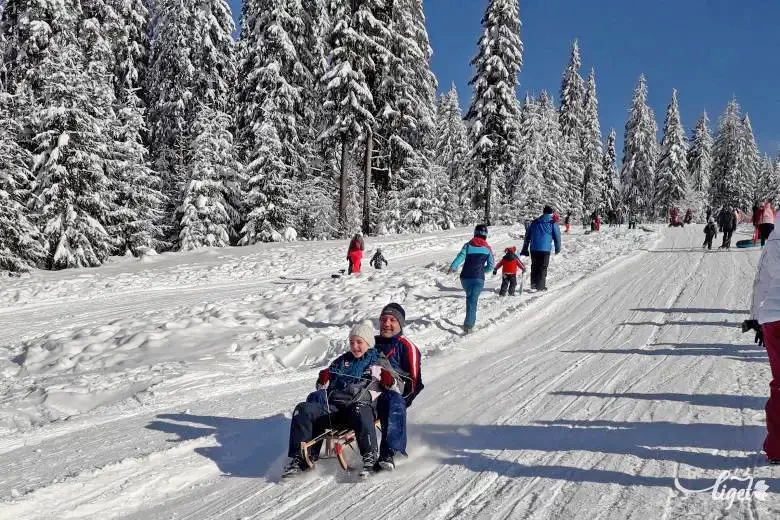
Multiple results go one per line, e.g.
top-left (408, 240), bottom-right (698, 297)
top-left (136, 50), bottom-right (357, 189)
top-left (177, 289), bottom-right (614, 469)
top-left (522, 214), bottom-right (562, 255)
top-left (450, 237), bottom-right (495, 280)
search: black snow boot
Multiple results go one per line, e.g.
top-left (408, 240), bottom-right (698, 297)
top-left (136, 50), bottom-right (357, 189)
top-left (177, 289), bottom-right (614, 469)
top-left (376, 453), bottom-right (395, 472)
top-left (282, 456), bottom-right (308, 478)
top-left (360, 451), bottom-right (378, 478)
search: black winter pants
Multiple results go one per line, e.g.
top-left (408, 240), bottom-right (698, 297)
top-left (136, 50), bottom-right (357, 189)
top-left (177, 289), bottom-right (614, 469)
top-left (530, 252), bottom-right (551, 290)
top-left (721, 230), bottom-right (733, 248)
top-left (288, 400), bottom-right (377, 458)
top-left (703, 234), bottom-right (714, 250)
top-left (760, 224), bottom-right (775, 246)
top-left (499, 274), bottom-right (518, 296)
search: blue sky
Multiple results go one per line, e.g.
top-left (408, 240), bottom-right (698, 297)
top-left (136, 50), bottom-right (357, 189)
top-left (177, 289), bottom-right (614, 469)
top-left (228, 0), bottom-right (779, 157)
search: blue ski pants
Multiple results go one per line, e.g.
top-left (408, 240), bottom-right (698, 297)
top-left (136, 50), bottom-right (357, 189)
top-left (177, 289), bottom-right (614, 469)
top-left (461, 278), bottom-right (484, 328)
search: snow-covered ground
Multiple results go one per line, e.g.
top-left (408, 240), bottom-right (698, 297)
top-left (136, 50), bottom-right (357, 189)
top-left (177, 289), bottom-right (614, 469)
top-left (1, 224), bottom-right (778, 519)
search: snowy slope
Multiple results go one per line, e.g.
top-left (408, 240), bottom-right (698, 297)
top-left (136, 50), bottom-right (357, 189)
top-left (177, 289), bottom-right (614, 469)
top-left (1, 225), bottom-right (778, 519)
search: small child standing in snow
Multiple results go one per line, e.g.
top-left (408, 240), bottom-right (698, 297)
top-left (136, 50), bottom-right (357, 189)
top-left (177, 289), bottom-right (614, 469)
top-left (493, 246), bottom-right (525, 296)
top-left (703, 218), bottom-right (718, 250)
top-left (370, 248), bottom-right (389, 269)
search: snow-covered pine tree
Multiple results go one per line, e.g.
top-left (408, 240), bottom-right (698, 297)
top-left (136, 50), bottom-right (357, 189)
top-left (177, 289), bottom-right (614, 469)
top-left (146, 0), bottom-right (197, 216)
top-left (433, 84), bottom-right (471, 224)
top-left (191, 0), bottom-right (235, 114)
top-left (621, 75), bottom-right (658, 218)
top-left (105, 0), bottom-right (150, 105)
top-left (179, 107), bottom-right (242, 250)
top-left (740, 114), bottom-right (760, 209)
top-left (108, 90), bottom-right (166, 256)
top-left (319, 0), bottom-right (377, 235)
top-left (29, 42), bottom-right (115, 269)
top-left (466, 0), bottom-right (523, 225)
top-left (389, 0), bottom-right (439, 231)
top-left (558, 40), bottom-right (586, 217)
top-left (756, 154), bottom-right (778, 203)
top-left (559, 40), bottom-right (585, 146)
top-left (655, 89), bottom-right (688, 215)
top-left (686, 111), bottom-right (713, 193)
top-left (537, 91), bottom-right (569, 214)
top-left (241, 117), bottom-right (294, 244)
top-left (147, 0), bottom-right (237, 244)
top-left (1, 0), bottom-right (76, 95)
top-left (710, 99), bottom-right (744, 209)
top-left (582, 68), bottom-right (604, 214)
top-left (0, 91), bottom-right (45, 271)
top-left (236, 0), bottom-right (314, 240)
top-left (513, 93), bottom-right (545, 219)
top-left (602, 129), bottom-right (621, 212)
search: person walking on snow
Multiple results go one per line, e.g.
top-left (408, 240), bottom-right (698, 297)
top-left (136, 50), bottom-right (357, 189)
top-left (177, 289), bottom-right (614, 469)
top-left (758, 199), bottom-right (776, 247)
top-left (521, 206), bottom-right (562, 292)
top-left (347, 233), bottom-right (364, 274)
top-left (744, 211), bottom-right (780, 464)
top-left (373, 303), bottom-right (424, 471)
top-left (703, 218), bottom-right (718, 250)
top-left (718, 205), bottom-right (737, 249)
top-left (282, 321), bottom-right (402, 478)
top-left (493, 246), bottom-right (525, 296)
top-left (564, 212), bottom-right (571, 233)
top-left (448, 224), bottom-right (495, 334)
top-left (369, 248), bottom-right (389, 269)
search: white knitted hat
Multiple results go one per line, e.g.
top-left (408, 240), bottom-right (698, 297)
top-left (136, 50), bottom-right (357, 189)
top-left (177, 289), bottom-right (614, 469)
top-left (349, 320), bottom-right (376, 348)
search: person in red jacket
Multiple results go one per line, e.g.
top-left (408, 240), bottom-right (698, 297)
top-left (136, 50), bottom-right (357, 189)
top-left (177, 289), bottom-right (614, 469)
top-left (493, 246), bottom-right (526, 296)
top-left (347, 233), bottom-right (364, 274)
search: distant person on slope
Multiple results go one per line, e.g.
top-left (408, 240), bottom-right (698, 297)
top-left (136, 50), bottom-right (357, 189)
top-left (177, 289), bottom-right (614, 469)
top-left (493, 246), bottom-right (525, 296)
top-left (282, 321), bottom-right (401, 478)
top-left (521, 206), bottom-right (562, 292)
top-left (347, 233), bottom-right (364, 274)
top-left (448, 224), bottom-right (495, 333)
top-left (703, 218), bottom-right (718, 250)
top-left (744, 212), bottom-right (780, 464)
top-left (758, 199), bottom-right (776, 247)
top-left (564, 212), bottom-right (572, 233)
top-left (373, 303), bottom-right (424, 471)
top-left (369, 248), bottom-right (389, 269)
top-left (718, 206), bottom-right (737, 249)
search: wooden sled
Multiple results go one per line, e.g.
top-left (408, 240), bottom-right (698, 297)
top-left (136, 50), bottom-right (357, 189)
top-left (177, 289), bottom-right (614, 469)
top-left (300, 420), bottom-right (381, 471)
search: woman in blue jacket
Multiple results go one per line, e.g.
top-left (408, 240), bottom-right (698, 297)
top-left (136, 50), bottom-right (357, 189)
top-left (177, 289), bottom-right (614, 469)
top-left (448, 224), bottom-right (495, 333)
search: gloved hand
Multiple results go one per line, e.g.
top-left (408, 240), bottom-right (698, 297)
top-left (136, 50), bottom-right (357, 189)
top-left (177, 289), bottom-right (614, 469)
top-left (492, 270), bottom-right (497, 276)
top-left (316, 368), bottom-right (330, 389)
top-left (380, 369), bottom-right (394, 387)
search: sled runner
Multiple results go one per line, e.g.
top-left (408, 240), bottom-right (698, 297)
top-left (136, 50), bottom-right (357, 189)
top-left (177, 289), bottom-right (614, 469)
top-left (300, 420), bottom-right (381, 471)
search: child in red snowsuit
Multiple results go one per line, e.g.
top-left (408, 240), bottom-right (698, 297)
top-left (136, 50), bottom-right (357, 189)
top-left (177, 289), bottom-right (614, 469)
top-left (347, 233), bottom-right (364, 274)
top-left (493, 246), bottom-right (526, 296)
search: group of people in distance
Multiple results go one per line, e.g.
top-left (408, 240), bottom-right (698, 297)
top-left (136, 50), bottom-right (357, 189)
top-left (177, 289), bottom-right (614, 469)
top-left (698, 200), bottom-right (775, 250)
top-left (283, 303), bottom-right (422, 478)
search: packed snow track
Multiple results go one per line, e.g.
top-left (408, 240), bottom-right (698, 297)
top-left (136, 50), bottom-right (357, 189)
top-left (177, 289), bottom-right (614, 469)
top-left (1, 225), bottom-right (777, 519)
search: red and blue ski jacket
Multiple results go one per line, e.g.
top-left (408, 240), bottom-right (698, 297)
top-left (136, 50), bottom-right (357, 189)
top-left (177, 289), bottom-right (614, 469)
top-left (494, 247), bottom-right (525, 276)
top-left (450, 237), bottom-right (495, 280)
top-left (374, 334), bottom-right (423, 407)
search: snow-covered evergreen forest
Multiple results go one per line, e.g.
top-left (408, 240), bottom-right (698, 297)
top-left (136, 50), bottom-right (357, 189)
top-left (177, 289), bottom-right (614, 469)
top-left (0, 0), bottom-right (776, 272)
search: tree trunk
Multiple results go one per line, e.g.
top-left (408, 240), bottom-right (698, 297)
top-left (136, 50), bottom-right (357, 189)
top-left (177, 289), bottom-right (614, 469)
top-left (362, 128), bottom-right (373, 235)
top-left (339, 137), bottom-right (349, 236)
top-left (484, 164), bottom-right (492, 225)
